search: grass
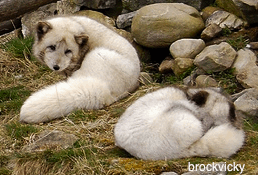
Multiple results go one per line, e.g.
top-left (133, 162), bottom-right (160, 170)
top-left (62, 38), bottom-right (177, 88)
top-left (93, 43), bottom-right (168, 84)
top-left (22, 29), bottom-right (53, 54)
top-left (0, 35), bottom-right (257, 175)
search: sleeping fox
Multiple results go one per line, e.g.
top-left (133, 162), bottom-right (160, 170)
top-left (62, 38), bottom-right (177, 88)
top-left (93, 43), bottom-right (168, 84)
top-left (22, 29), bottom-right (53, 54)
top-left (114, 87), bottom-right (245, 160)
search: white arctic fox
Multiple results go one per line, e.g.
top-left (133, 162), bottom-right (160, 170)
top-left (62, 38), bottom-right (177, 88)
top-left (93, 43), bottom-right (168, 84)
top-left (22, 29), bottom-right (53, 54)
top-left (20, 16), bottom-right (140, 123)
top-left (114, 87), bottom-right (245, 160)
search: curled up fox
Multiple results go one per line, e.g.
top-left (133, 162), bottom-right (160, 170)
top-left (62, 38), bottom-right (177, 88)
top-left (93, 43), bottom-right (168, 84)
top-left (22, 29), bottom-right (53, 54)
top-left (20, 16), bottom-right (140, 123)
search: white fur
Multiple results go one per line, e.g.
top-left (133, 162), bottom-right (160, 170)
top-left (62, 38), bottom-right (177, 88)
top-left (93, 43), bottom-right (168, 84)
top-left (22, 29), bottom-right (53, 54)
top-left (114, 87), bottom-right (245, 160)
top-left (20, 16), bottom-right (140, 123)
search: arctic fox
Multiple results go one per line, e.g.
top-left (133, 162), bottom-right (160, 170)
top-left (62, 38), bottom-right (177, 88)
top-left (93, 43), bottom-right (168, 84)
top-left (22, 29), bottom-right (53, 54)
top-left (114, 87), bottom-right (245, 160)
top-left (20, 16), bottom-right (140, 123)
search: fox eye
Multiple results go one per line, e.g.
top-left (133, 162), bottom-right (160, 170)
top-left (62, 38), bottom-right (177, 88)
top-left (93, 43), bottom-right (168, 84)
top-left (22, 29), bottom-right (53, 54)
top-left (47, 45), bottom-right (56, 51)
top-left (65, 49), bottom-right (72, 55)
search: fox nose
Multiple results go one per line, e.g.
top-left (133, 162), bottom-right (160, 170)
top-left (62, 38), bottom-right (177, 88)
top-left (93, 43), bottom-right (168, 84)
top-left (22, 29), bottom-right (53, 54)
top-left (53, 65), bottom-right (60, 70)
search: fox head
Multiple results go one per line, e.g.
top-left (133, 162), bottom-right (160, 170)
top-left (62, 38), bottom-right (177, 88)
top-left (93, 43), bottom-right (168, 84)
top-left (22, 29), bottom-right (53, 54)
top-left (33, 21), bottom-right (89, 74)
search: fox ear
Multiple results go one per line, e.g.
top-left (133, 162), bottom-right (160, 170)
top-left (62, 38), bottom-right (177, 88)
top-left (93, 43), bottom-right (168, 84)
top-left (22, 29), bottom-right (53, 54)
top-left (74, 34), bottom-right (89, 47)
top-left (190, 90), bottom-right (209, 107)
top-left (36, 21), bottom-right (52, 41)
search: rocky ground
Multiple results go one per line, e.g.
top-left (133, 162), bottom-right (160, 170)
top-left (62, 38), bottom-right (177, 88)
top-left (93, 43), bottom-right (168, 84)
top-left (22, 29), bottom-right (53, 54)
top-left (0, 0), bottom-right (258, 174)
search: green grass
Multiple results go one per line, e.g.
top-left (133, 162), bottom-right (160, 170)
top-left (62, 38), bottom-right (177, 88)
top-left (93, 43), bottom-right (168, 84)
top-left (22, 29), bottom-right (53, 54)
top-left (4, 122), bottom-right (39, 141)
top-left (226, 36), bottom-right (249, 51)
top-left (1, 36), bottom-right (34, 59)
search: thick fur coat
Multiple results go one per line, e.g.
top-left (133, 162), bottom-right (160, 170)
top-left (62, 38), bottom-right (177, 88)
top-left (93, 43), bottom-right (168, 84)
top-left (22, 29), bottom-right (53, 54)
top-left (114, 87), bottom-right (245, 160)
top-left (20, 16), bottom-right (140, 123)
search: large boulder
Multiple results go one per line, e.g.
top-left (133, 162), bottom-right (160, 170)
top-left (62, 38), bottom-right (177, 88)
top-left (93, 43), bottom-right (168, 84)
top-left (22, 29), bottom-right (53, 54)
top-left (194, 42), bottom-right (237, 72)
top-left (131, 3), bottom-right (205, 48)
top-left (122, 0), bottom-right (214, 11)
top-left (215, 0), bottom-right (258, 25)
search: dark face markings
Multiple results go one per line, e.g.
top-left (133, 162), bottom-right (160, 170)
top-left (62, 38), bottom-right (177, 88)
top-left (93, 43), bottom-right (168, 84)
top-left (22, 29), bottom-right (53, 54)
top-left (189, 91), bottom-right (209, 107)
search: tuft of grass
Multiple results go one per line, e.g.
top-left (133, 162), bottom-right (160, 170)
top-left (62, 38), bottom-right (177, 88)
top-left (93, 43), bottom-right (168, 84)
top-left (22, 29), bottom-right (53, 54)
top-left (4, 122), bottom-right (38, 141)
top-left (226, 36), bottom-right (249, 51)
top-left (1, 37), bottom-right (34, 60)
top-left (0, 86), bottom-right (31, 115)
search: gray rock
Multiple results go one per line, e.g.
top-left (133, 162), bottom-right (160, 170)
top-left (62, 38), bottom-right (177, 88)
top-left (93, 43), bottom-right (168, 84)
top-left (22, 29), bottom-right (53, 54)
top-left (159, 58), bottom-right (174, 74)
top-left (131, 3), bottom-right (204, 48)
top-left (172, 58), bottom-right (194, 76)
top-left (57, 0), bottom-right (81, 15)
top-left (232, 48), bottom-right (257, 73)
top-left (194, 42), bottom-right (237, 72)
top-left (161, 172), bottom-right (178, 175)
top-left (22, 130), bottom-right (78, 152)
top-left (232, 48), bottom-right (258, 88)
top-left (206, 10), bottom-right (246, 30)
top-left (216, 0), bottom-right (258, 25)
top-left (81, 0), bottom-right (116, 9)
top-left (201, 24), bottom-right (222, 41)
top-left (116, 11), bottom-right (138, 29)
top-left (246, 42), bottom-right (258, 49)
top-left (195, 75), bottom-right (218, 87)
top-left (234, 88), bottom-right (258, 117)
top-left (21, 3), bottom-right (57, 37)
top-left (170, 39), bottom-right (205, 59)
top-left (122, 0), bottom-right (214, 11)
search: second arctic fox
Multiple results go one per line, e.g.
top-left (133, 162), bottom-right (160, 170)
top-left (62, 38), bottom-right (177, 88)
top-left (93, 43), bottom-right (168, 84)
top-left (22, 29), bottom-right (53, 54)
top-left (114, 87), bottom-right (245, 160)
top-left (20, 16), bottom-right (140, 123)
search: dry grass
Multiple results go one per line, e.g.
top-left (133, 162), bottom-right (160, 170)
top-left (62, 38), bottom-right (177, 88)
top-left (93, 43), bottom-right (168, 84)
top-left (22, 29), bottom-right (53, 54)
top-left (0, 35), bottom-right (257, 175)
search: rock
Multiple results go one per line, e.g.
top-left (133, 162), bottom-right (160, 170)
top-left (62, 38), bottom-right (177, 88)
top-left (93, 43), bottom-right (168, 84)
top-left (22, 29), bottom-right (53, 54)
top-left (232, 48), bottom-right (258, 88)
top-left (75, 10), bottom-right (116, 28)
top-left (131, 3), bottom-right (205, 48)
top-left (172, 58), bottom-right (194, 76)
top-left (169, 39), bottom-right (205, 59)
top-left (22, 130), bottom-right (78, 152)
top-left (201, 6), bottom-right (221, 21)
top-left (21, 3), bottom-right (57, 37)
top-left (234, 88), bottom-right (258, 118)
top-left (159, 58), bottom-right (174, 74)
top-left (206, 10), bottom-right (246, 30)
top-left (161, 172), bottom-right (178, 175)
top-left (139, 72), bottom-right (154, 85)
top-left (116, 11), bottom-right (138, 29)
top-left (195, 75), bottom-right (218, 87)
top-left (215, 0), bottom-right (258, 25)
top-left (194, 42), bottom-right (237, 72)
top-left (232, 48), bottom-right (257, 73)
top-left (246, 42), bottom-right (258, 49)
top-left (201, 23), bottom-right (222, 41)
top-left (83, 0), bottom-right (117, 9)
top-left (57, 0), bottom-right (81, 14)
top-left (122, 0), bottom-right (214, 11)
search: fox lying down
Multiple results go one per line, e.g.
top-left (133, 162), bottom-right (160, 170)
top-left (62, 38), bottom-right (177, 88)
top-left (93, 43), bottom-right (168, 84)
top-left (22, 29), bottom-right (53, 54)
top-left (115, 87), bottom-right (245, 160)
top-left (20, 16), bottom-right (140, 123)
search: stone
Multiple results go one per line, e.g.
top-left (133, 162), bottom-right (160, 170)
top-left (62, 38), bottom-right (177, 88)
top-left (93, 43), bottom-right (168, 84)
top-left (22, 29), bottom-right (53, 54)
top-left (21, 3), bottom-right (57, 37)
top-left (246, 42), bottom-right (258, 49)
top-left (195, 75), bottom-right (218, 87)
top-left (22, 130), bottom-right (78, 152)
top-left (116, 11), bottom-right (138, 29)
top-left (194, 42), bottom-right (237, 72)
top-left (232, 48), bottom-right (257, 73)
top-left (169, 39), bottom-right (205, 59)
top-left (206, 10), bottom-right (246, 30)
top-left (122, 0), bottom-right (214, 11)
top-left (232, 48), bottom-right (258, 88)
top-left (75, 10), bottom-right (116, 28)
top-left (172, 58), bottom-right (194, 76)
top-left (201, 23), bottom-right (222, 41)
top-left (234, 88), bottom-right (258, 118)
top-left (57, 0), bottom-right (81, 15)
top-left (215, 0), bottom-right (258, 25)
top-left (82, 0), bottom-right (116, 9)
top-left (131, 3), bottom-right (205, 48)
top-left (159, 58), bottom-right (174, 74)
top-left (161, 172), bottom-right (178, 175)
top-left (201, 6), bottom-right (221, 21)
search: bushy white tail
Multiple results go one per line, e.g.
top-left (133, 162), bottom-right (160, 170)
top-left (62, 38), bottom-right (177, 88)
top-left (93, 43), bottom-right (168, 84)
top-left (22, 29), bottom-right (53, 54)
top-left (187, 124), bottom-right (245, 158)
top-left (20, 77), bottom-right (115, 123)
